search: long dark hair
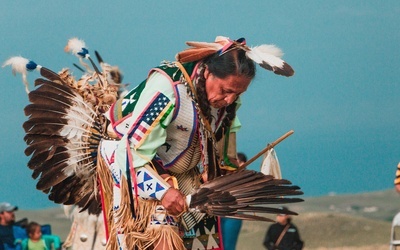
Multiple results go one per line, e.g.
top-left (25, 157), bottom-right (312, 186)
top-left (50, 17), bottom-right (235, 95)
top-left (196, 49), bottom-right (256, 141)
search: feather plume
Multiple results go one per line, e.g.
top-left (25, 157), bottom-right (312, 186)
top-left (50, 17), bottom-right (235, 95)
top-left (64, 37), bottom-right (87, 57)
top-left (2, 56), bottom-right (30, 76)
top-left (187, 169), bottom-right (303, 220)
top-left (246, 45), bottom-right (294, 77)
top-left (2, 56), bottom-right (40, 93)
top-left (64, 37), bottom-right (93, 72)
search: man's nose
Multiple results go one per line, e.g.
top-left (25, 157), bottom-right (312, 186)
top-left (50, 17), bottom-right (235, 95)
top-left (225, 94), bottom-right (236, 105)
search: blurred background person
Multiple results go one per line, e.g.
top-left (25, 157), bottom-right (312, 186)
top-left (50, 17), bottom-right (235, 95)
top-left (19, 221), bottom-right (61, 250)
top-left (220, 152), bottom-right (247, 250)
top-left (263, 206), bottom-right (303, 250)
top-left (0, 202), bottom-right (19, 250)
top-left (394, 163), bottom-right (400, 193)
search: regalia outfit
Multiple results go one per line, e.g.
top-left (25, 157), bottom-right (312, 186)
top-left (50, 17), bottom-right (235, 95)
top-left (4, 36), bottom-right (303, 250)
top-left (99, 61), bottom-right (241, 249)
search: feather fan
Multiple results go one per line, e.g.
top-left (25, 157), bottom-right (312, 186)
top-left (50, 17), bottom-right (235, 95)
top-left (187, 169), bottom-right (303, 221)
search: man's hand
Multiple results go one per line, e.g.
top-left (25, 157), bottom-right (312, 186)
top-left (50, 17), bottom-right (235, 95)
top-left (161, 188), bottom-right (187, 216)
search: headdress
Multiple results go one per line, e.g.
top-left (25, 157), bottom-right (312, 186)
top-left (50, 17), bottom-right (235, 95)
top-left (176, 36), bottom-right (294, 77)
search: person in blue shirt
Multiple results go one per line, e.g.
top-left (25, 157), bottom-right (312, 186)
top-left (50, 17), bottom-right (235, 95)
top-left (220, 152), bottom-right (247, 249)
top-left (0, 202), bottom-right (19, 250)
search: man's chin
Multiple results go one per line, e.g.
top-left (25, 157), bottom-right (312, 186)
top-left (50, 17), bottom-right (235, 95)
top-left (211, 102), bottom-right (224, 109)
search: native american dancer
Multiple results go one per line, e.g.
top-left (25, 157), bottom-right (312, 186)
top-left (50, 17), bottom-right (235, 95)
top-left (4, 36), bottom-right (303, 250)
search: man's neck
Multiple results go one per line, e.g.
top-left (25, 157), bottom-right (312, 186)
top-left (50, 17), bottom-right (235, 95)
top-left (0, 221), bottom-right (12, 226)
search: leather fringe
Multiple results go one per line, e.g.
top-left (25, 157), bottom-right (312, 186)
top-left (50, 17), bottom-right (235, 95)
top-left (97, 155), bottom-right (184, 249)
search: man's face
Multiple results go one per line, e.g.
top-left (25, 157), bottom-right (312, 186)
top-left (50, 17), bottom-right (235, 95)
top-left (276, 214), bottom-right (289, 225)
top-left (1, 211), bottom-right (16, 225)
top-left (204, 68), bottom-right (251, 109)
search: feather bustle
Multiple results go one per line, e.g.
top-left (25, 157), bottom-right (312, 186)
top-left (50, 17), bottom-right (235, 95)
top-left (24, 79), bottom-right (101, 212)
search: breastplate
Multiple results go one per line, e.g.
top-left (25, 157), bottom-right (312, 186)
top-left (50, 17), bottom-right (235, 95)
top-left (156, 84), bottom-right (201, 174)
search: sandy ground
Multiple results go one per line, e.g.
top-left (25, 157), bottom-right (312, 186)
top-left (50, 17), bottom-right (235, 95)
top-left (308, 246), bottom-right (388, 250)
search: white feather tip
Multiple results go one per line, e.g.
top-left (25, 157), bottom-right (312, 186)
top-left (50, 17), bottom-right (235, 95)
top-left (2, 56), bottom-right (30, 76)
top-left (2, 56), bottom-right (33, 93)
top-left (251, 45), bottom-right (284, 58)
top-left (64, 37), bottom-right (87, 55)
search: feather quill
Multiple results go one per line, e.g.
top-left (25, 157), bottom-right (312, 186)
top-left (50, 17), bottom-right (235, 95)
top-left (185, 41), bottom-right (223, 50)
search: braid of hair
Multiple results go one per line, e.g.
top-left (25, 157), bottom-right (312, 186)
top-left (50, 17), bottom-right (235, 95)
top-left (214, 102), bottom-right (237, 141)
top-left (195, 66), bottom-right (212, 124)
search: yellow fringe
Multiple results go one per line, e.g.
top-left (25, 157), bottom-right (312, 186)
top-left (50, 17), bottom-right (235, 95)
top-left (96, 154), bottom-right (114, 234)
top-left (96, 157), bottom-right (182, 250)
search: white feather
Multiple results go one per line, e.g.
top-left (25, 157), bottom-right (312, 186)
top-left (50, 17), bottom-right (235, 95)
top-left (64, 38), bottom-right (92, 72)
top-left (2, 56), bottom-right (30, 76)
top-left (252, 44), bottom-right (284, 58)
top-left (2, 56), bottom-right (32, 93)
top-left (247, 45), bottom-right (286, 68)
top-left (65, 37), bottom-right (87, 56)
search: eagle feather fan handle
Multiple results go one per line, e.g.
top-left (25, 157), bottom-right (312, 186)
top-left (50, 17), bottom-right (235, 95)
top-left (3, 38), bottom-right (123, 215)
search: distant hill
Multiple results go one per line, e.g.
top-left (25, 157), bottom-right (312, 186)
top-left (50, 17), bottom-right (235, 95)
top-left (238, 211), bottom-right (391, 250)
top-left (238, 189), bottom-right (399, 250)
top-left (14, 189), bottom-right (400, 249)
top-left (293, 188), bottom-right (400, 222)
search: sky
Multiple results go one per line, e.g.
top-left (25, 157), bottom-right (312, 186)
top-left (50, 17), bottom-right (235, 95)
top-left (0, 1), bottom-right (399, 210)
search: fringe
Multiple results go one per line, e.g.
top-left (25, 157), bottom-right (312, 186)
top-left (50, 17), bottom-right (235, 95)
top-left (97, 154), bottom-right (113, 236)
top-left (97, 156), bottom-right (183, 250)
top-left (62, 220), bottom-right (77, 248)
top-left (145, 225), bottom-right (185, 250)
